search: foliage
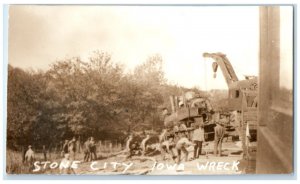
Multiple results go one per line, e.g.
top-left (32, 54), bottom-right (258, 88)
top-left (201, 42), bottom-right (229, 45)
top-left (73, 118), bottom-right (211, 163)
top-left (7, 51), bottom-right (228, 149)
top-left (7, 52), bottom-right (167, 149)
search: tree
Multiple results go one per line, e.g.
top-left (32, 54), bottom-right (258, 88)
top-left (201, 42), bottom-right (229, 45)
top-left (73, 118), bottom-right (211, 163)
top-left (7, 65), bottom-right (48, 149)
top-left (117, 55), bottom-right (165, 133)
top-left (45, 51), bottom-right (125, 139)
top-left (8, 51), bottom-right (211, 148)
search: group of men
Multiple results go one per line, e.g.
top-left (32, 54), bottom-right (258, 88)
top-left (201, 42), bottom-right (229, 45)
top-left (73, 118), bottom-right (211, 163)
top-left (159, 124), bottom-right (205, 164)
top-left (61, 136), bottom-right (97, 162)
top-left (83, 137), bottom-right (97, 162)
top-left (124, 134), bottom-right (151, 158)
top-left (125, 120), bottom-right (226, 164)
top-left (62, 137), bottom-right (77, 160)
top-left (22, 121), bottom-right (226, 170)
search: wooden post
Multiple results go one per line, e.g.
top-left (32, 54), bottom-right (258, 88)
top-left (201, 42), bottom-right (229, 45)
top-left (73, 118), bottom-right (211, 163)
top-left (99, 140), bottom-right (102, 152)
top-left (109, 142), bottom-right (112, 153)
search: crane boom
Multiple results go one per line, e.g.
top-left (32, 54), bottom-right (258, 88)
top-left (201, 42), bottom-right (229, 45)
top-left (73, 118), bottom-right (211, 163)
top-left (203, 52), bottom-right (239, 86)
top-left (202, 52), bottom-right (258, 159)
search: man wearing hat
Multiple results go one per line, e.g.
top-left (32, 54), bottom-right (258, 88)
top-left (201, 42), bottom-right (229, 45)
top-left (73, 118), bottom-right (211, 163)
top-left (214, 121), bottom-right (226, 156)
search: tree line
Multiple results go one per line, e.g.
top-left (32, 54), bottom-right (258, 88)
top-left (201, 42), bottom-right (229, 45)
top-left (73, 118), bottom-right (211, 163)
top-left (7, 51), bottom-right (229, 151)
top-left (7, 51), bottom-right (196, 150)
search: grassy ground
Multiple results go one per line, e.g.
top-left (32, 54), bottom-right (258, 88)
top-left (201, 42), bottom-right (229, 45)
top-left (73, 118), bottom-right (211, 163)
top-left (6, 145), bottom-right (123, 174)
top-left (6, 149), bottom-right (63, 174)
top-left (6, 141), bottom-right (255, 175)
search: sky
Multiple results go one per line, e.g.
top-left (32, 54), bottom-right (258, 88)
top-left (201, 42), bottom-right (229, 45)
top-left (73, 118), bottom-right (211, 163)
top-left (8, 5), bottom-right (260, 90)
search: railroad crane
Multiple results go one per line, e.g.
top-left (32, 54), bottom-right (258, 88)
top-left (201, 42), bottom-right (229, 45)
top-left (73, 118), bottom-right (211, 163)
top-left (203, 52), bottom-right (258, 158)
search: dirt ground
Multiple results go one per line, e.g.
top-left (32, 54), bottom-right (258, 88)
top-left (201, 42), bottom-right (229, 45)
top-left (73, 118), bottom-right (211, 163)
top-left (70, 141), bottom-right (256, 175)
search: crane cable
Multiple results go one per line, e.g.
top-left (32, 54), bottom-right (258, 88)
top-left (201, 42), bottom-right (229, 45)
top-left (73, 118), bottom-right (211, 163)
top-left (203, 56), bottom-right (208, 92)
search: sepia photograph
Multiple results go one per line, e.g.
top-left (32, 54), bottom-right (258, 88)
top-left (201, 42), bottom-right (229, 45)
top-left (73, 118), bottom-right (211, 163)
top-left (5, 5), bottom-right (294, 176)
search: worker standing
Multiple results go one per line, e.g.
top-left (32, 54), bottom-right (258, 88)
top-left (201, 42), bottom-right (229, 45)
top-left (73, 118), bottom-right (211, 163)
top-left (83, 137), bottom-right (91, 162)
top-left (62, 139), bottom-right (69, 157)
top-left (89, 137), bottom-right (97, 161)
top-left (68, 137), bottom-right (76, 160)
top-left (25, 145), bottom-right (35, 164)
top-left (24, 145), bottom-right (35, 172)
top-left (214, 122), bottom-right (226, 156)
top-left (192, 124), bottom-right (205, 159)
